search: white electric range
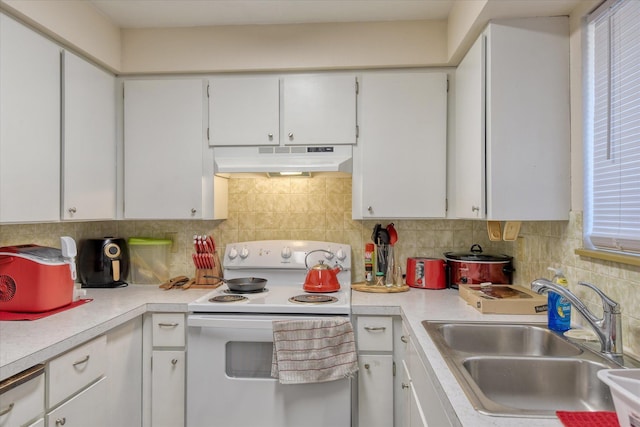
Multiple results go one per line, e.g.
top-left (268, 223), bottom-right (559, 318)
top-left (186, 240), bottom-right (353, 427)
top-left (188, 239), bottom-right (352, 314)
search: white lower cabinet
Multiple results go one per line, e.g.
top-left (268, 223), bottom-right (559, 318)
top-left (399, 327), bottom-right (458, 427)
top-left (106, 317), bottom-right (143, 427)
top-left (0, 365), bottom-right (45, 427)
top-left (143, 313), bottom-right (186, 427)
top-left (355, 316), bottom-right (395, 427)
top-left (151, 351), bottom-right (185, 427)
top-left (45, 336), bottom-right (108, 427)
top-left (357, 355), bottom-right (394, 427)
top-left (46, 377), bottom-right (107, 427)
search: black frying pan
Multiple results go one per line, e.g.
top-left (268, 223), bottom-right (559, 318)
top-left (204, 276), bottom-right (267, 292)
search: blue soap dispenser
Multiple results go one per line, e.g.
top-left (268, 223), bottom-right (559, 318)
top-left (547, 267), bottom-right (571, 332)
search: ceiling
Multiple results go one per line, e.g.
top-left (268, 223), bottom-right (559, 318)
top-left (88, 0), bottom-right (455, 28)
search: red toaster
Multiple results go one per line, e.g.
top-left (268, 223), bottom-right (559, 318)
top-left (406, 257), bottom-right (446, 289)
top-left (0, 245), bottom-right (74, 312)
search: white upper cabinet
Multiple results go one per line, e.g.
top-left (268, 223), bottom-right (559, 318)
top-left (124, 79), bottom-right (227, 220)
top-left (354, 72), bottom-right (448, 219)
top-left (209, 74), bottom-right (357, 147)
top-left (283, 74), bottom-right (357, 145)
top-left (209, 76), bottom-right (280, 146)
top-left (454, 17), bottom-right (570, 220)
top-left (62, 51), bottom-right (116, 221)
top-left (0, 13), bottom-right (61, 223)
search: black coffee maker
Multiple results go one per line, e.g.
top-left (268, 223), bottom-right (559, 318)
top-left (78, 238), bottom-right (129, 288)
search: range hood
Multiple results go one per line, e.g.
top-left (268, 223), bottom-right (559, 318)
top-left (213, 145), bottom-right (353, 174)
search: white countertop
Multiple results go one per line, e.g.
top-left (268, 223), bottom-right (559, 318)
top-left (0, 285), bottom-right (565, 426)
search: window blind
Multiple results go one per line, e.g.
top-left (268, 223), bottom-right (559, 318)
top-left (585, 0), bottom-right (640, 253)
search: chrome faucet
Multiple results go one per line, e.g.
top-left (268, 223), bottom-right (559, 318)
top-left (531, 279), bottom-right (623, 358)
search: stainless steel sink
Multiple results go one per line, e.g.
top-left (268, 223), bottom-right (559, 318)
top-left (437, 323), bottom-right (583, 356)
top-left (423, 321), bottom-right (622, 417)
top-left (462, 357), bottom-right (614, 414)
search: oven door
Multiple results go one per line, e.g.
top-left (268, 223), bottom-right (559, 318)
top-left (186, 314), bottom-right (352, 427)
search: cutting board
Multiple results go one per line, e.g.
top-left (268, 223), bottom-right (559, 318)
top-left (352, 283), bottom-right (410, 293)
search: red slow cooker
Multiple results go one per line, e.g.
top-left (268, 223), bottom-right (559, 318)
top-left (443, 244), bottom-right (514, 289)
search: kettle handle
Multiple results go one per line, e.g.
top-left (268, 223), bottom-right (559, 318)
top-left (304, 249), bottom-right (332, 269)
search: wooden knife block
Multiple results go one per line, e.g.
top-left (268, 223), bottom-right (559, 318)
top-left (193, 252), bottom-right (223, 287)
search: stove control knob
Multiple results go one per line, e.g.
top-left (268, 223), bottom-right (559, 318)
top-left (281, 246), bottom-right (292, 259)
top-left (336, 248), bottom-right (347, 261)
top-left (228, 247), bottom-right (238, 260)
top-left (239, 247), bottom-right (250, 259)
top-left (324, 249), bottom-right (335, 260)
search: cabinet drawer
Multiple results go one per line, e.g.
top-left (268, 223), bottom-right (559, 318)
top-left (0, 365), bottom-right (45, 426)
top-left (46, 376), bottom-right (107, 427)
top-left (152, 313), bottom-right (185, 347)
top-left (47, 335), bottom-right (106, 408)
top-left (356, 316), bottom-right (393, 351)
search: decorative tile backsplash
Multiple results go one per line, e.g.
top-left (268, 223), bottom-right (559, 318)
top-left (1, 176), bottom-right (638, 356)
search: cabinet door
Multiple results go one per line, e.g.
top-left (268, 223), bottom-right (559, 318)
top-left (46, 377), bottom-right (107, 427)
top-left (283, 74), bottom-right (357, 145)
top-left (0, 13), bottom-right (60, 223)
top-left (151, 351), bottom-right (185, 427)
top-left (124, 79), bottom-right (208, 219)
top-left (356, 72), bottom-right (447, 219)
top-left (454, 36), bottom-right (486, 219)
top-left (210, 76), bottom-right (279, 146)
top-left (62, 51), bottom-right (116, 220)
top-left (357, 355), bottom-right (393, 427)
top-left (106, 318), bottom-right (142, 427)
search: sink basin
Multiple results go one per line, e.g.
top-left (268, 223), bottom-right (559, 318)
top-left (436, 322), bottom-right (583, 356)
top-left (423, 321), bottom-right (621, 417)
top-left (462, 357), bottom-right (615, 415)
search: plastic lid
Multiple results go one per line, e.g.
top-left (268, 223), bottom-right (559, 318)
top-left (128, 237), bottom-right (172, 246)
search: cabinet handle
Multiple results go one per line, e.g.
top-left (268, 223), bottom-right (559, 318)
top-left (288, 132), bottom-right (294, 140)
top-left (268, 133), bottom-right (273, 140)
top-left (158, 322), bottom-right (179, 328)
top-left (68, 207), bottom-right (77, 215)
top-left (364, 326), bottom-right (386, 332)
top-left (56, 417), bottom-right (67, 425)
top-left (72, 355), bottom-right (90, 367)
top-left (367, 206), bottom-right (373, 213)
top-left (401, 335), bottom-right (409, 343)
top-left (364, 363), bottom-right (370, 370)
top-left (191, 208), bottom-right (197, 215)
top-left (171, 358), bottom-right (179, 366)
top-left (402, 383), bottom-right (410, 390)
top-left (471, 206), bottom-right (480, 213)
top-left (0, 403), bottom-right (14, 416)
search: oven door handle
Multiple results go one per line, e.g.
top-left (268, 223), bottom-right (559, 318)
top-left (188, 314), bottom-right (337, 329)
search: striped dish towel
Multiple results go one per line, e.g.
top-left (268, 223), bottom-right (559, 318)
top-left (271, 317), bottom-right (358, 384)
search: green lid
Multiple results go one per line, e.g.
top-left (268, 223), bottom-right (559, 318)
top-left (128, 237), bottom-right (172, 246)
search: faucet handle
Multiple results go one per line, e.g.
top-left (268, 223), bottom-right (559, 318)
top-left (578, 281), bottom-right (620, 313)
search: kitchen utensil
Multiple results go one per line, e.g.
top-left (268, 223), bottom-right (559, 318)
top-left (371, 224), bottom-right (382, 243)
top-left (503, 221), bottom-right (522, 241)
top-left (487, 221), bottom-right (502, 241)
top-left (303, 250), bottom-right (342, 293)
top-left (443, 244), bottom-right (514, 289)
top-left (376, 244), bottom-right (389, 276)
top-left (406, 257), bottom-right (446, 289)
top-left (203, 276), bottom-right (268, 292)
top-left (78, 237), bottom-right (130, 288)
top-left (159, 275), bottom-right (190, 290)
top-left (386, 223), bottom-right (398, 245)
top-left (60, 236), bottom-right (77, 281)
